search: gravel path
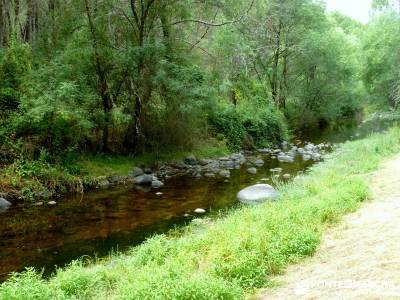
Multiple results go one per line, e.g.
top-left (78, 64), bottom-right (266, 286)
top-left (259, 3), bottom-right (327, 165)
top-left (256, 155), bottom-right (400, 300)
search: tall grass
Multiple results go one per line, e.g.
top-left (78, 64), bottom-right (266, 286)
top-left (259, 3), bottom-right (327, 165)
top-left (1, 127), bottom-right (400, 300)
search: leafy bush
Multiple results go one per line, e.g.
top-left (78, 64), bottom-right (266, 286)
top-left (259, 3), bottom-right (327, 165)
top-left (211, 104), bottom-right (288, 150)
top-left (0, 42), bottom-right (31, 112)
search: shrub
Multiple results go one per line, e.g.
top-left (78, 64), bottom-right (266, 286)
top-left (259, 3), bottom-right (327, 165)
top-left (210, 105), bottom-right (288, 150)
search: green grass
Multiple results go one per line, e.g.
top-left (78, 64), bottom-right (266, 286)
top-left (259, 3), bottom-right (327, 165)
top-left (1, 128), bottom-right (400, 299)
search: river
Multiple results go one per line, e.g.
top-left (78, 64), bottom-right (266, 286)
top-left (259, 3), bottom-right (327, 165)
top-left (0, 116), bottom-right (396, 282)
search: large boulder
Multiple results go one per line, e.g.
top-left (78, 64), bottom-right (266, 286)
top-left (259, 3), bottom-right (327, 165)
top-left (237, 184), bottom-right (279, 204)
top-left (134, 174), bottom-right (153, 185)
top-left (0, 197), bottom-right (11, 210)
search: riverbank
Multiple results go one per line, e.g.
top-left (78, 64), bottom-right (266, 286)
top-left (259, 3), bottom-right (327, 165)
top-left (1, 126), bottom-right (400, 299)
top-left (0, 142), bottom-right (229, 202)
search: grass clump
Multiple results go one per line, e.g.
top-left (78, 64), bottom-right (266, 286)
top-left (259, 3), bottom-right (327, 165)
top-left (1, 127), bottom-right (400, 299)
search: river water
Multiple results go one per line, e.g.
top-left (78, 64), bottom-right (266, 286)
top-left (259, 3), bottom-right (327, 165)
top-left (0, 117), bottom-right (396, 282)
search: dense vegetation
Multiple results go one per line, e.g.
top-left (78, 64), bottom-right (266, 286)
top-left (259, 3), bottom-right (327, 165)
top-left (0, 0), bottom-right (399, 199)
top-left (2, 124), bottom-right (400, 300)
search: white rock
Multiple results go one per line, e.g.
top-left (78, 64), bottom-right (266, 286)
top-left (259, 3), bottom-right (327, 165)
top-left (237, 184), bottom-right (279, 204)
top-left (194, 208), bottom-right (206, 214)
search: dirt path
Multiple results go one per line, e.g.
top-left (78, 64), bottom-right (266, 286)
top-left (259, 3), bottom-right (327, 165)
top-left (255, 155), bottom-right (400, 300)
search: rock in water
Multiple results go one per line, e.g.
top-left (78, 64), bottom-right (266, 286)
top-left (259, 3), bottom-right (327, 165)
top-left (219, 170), bottom-right (230, 178)
top-left (98, 178), bottom-right (110, 189)
top-left (254, 159), bottom-right (265, 167)
top-left (151, 180), bottom-right (164, 188)
top-left (0, 197), bottom-right (11, 210)
top-left (247, 167), bottom-right (257, 175)
top-left (237, 184), bottom-right (279, 204)
top-left (194, 208), bottom-right (206, 214)
top-left (134, 174), bottom-right (153, 185)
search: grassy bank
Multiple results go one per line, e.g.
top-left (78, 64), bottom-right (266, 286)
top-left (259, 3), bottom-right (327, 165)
top-left (0, 142), bottom-right (228, 202)
top-left (1, 128), bottom-right (400, 299)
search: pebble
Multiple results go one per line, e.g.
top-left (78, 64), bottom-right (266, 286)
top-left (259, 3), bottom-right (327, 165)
top-left (194, 208), bottom-right (206, 214)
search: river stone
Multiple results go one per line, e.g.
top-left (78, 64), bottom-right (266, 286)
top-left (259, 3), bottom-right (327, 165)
top-left (108, 175), bottom-right (121, 184)
top-left (254, 159), bottom-right (264, 167)
top-left (184, 155), bottom-right (197, 166)
top-left (258, 148), bottom-right (270, 154)
top-left (237, 184), bottom-right (279, 204)
top-left (48, 201), bottom-right (57, 206)
top-left (270, 167), bottom-right (282, 173)
top-left (0, 197), bottom-right (11, 210)
top-left (312, 153), bottom-right (322, 161)
top-left (278, 154), bottom-right (294, 163)
top-left (283, 173), bottom-right (291, 179)
top-left (144, 167), bottom-right (152, 174)
top-left (305, 143), bottom-right (315, 151)
top-left (204, 172), bottom-right (215, 178)
top-left (98, 179), bottom-right (111, 189)
top-left (247, 167), bottom-right (257, 175)
top-left (194, 208), bottom-right (206, 214)
top-left (151, 180), bottom-right (164, 188)
top-left (219, 170), bottom-right (230, 178)
top-left (173, 161), bottom-right (188, 169)
top-left (134, 174), bottom-right (153, 185)
top-left (199, 159), bottom-right (213, 166)
top-left (130, 167), bottom-right (144, 177)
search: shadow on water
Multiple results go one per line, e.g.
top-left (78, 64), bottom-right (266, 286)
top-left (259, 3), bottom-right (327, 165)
top-left (0, 116), bottom-right (398, 281)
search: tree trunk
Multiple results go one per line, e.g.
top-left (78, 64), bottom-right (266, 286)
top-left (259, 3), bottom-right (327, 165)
top-left (0, 0), bottom-right (4, 47)
top-left (124, 0), bottom-right (155, 153)
top-left (84, 0), bottom-right (113, 152)
top-left (271, 21), bottom-right (282, 106)
top-left (230, 55), bottom-right (240, 106)
top-left (280, 44), bottom-right (288, 109)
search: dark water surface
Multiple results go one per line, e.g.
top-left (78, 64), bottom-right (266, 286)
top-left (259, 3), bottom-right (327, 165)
top-left (0, 117), bottom-right (397, 281)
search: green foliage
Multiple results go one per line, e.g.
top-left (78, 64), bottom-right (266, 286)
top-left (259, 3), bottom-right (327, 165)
top-left (0, 0), bottom-right (399, 200)
top-left (211, 104), bottom-right (288, 150)
top-left (363, 12), bottom-right (400, 107)
top-left (2, 127), bottom-right (400, 299)
top-left (0, 42), bottom-right (31, 112)
top-left (0, 156), bottom-right (83, 201)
